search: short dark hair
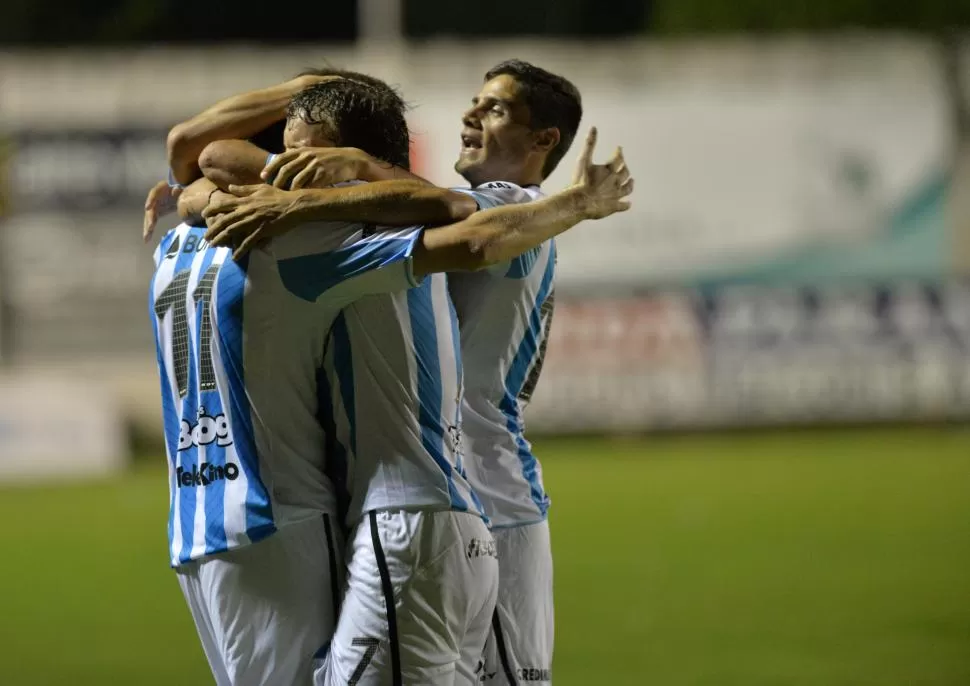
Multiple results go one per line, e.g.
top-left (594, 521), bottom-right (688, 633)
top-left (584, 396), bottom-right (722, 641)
top-left (246, 67), bottom-right (409, 158)
top-left (484, 59), bottom-right (582, 179)
top-left (297, 66), bottom-right (408, 113)
top-left (287, 79), bottom-right (410, 170)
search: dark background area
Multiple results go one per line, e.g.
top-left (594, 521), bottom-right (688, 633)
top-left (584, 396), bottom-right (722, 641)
top-left (1, 0), bottom-right (969, 44)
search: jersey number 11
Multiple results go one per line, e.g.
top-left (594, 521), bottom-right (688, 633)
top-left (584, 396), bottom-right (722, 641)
top-left (154, 265), bottom-right (220, 398)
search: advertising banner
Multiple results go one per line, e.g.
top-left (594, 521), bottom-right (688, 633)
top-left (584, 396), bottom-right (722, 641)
top-left (0, 41), bottom-right (964, 434)
top-left (526, 281), bottom-right (970, 432)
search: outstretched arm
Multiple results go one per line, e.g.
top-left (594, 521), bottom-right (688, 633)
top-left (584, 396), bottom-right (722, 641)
top-left (413, 187), bottom-right (591, 278)
top-left (167, 75), bottom-right (329, 186)
top-left (204, 127), bottom-right (633, 271)
top-left (412, 128), bottom-right (630, 276)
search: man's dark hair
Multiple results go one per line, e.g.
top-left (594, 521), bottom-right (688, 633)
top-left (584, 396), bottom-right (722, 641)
top-left (484, 59), bottom-right (582, 179)
top-left (246, 67), bottom-right (408, 159)
top-left (287, 79), bottom-right (410, 170)
top-left (297, 67), bottom-right (408, 113)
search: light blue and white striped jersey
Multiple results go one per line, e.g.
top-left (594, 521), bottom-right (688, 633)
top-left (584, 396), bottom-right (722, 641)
top-left (149, 221), bottom-right (420, 566)
top-left (321, 270), bottom-right (486, 528)
top-left (447, 181), bottom-right (554, 527)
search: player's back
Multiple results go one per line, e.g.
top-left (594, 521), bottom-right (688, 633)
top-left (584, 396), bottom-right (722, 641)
top-left (446, 182), bottom-right (554, 527)
top-left (322, 270), bottom-right (485, 527)
top-left (150, 220), bottom-right (410, 566)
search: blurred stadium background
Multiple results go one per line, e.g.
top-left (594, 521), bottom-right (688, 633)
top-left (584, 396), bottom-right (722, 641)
top-left (2, 1), bottom-right (970, 684)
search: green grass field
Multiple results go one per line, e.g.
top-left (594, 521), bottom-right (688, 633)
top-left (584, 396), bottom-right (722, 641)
top-left (2, 427), bottom-right (969, 685)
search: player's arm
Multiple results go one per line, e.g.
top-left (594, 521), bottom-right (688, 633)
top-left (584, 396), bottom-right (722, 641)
top-left (166, 74), bottom-right (330, 186)
top-left (271, 129), bottom-right (627, 305)
top-left (354, 127), bottom-right (631, 281)
top-left (202, 181), bottom-right (478, 258)
top-left (262, 147), bottom-right (432, 190)
top-left (198, 139), bottom-right (275, 190)
top-left (273, 182), bottom-right (476, 225)
top-left (412, 187), bottom-right (596, 279)
top-left (207, 127), bottom-right (631, 276)
top-left (177, 177), bottom-right (219, 225)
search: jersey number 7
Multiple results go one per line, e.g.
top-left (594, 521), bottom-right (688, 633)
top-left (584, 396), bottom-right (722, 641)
top-left (154, 265), bottom-right (220, 398)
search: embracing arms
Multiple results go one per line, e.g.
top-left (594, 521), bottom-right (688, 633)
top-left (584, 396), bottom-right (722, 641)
top-left (203, 127), bottom-right (634, 278)
top-left (167, 75), bottom-right (329, 186)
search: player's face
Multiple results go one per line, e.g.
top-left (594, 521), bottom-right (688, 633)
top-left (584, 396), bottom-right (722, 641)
top-left (284, 118), bottom-right (337, 150)
top-left (455, 75), bottom-right (539, 185)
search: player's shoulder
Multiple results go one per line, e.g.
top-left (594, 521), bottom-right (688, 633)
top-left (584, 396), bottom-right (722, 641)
top-left (269, 220), bottom-right (364, 260)
top-left (272, 221), bottom-right (420, 261)
top-left (451, 181), bottom-right (542, 210)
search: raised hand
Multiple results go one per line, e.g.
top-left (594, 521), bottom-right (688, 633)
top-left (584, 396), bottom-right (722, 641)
top-left (143, 180), bottom-right (182, 242)
top-left (568, 127), bottom-right (634, 220)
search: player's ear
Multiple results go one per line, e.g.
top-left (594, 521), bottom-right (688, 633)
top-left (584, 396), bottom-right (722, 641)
top-left (532, 127), bottom-right (560, 154)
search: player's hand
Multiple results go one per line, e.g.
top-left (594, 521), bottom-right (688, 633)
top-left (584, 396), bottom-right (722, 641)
top-left (568, 127), bottom-right (634, 220)
top-left (202, 184), bottom-right (300, 261)
top-left (262, 147), bottom-right (373, 190)
top-left (143, 180), bottom-right (182, 242)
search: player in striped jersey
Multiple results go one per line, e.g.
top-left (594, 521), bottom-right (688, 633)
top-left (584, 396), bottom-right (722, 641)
top-left (214, 59), bottom-right (592, 684)
top-left (150, 77), bottom-right (447, 686)
top-left (446, 61), bottom-right (582, 686)
top-left (156, 74), bottom-right (631, 685)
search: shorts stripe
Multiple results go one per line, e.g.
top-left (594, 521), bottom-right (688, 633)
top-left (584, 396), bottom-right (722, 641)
top-left (491, 609), bottom-right (518, 684)
top-left (323, 514), bottom-right (340, 617)
top-left (369, 510), bottom-right (402, 686)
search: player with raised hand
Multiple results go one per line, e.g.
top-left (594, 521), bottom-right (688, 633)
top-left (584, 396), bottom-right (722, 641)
top-left (206, 59), bottom-right (591, 685)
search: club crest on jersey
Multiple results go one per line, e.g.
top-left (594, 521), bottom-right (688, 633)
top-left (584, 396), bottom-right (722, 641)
top-left (178, 407), bottom-right (233, 451)
top-left (474, 660), bottom-right (497, 681)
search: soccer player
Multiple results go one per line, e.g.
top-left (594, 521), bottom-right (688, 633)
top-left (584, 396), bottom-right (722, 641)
top-left (144, 67), bottom-right (420, 242)
top-left (155, 76), bottom-right (632, 685)
top-left (209, 59), bottom-right (590, 684)
top-left (150, 77), bottom-right (455, 686)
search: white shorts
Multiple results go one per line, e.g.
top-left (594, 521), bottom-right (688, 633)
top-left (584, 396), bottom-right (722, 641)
top-left (176, 514), bottom-right (344, 686)
top-left (481, 519), bottom-right (554, 684)
top-left (316, 509), bottom-right (499, 686)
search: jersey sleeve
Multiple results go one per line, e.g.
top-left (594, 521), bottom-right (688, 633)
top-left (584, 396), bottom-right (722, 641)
top-left (449, 182), bottom-right (538, 276)
top-left (275, 222), bottom-right (423, 305)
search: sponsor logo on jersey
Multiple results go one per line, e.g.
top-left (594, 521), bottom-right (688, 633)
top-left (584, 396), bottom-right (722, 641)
top-left (466, 538), bottom-right (497, 560)
top-left (178, 408), bottom-right (233, 451)
top-left (164, 235), bottom-right (181, 259)
top-left (176, 461), bottom-right (240, 488)
top-left (517, 668), bottom-right (552, 682)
